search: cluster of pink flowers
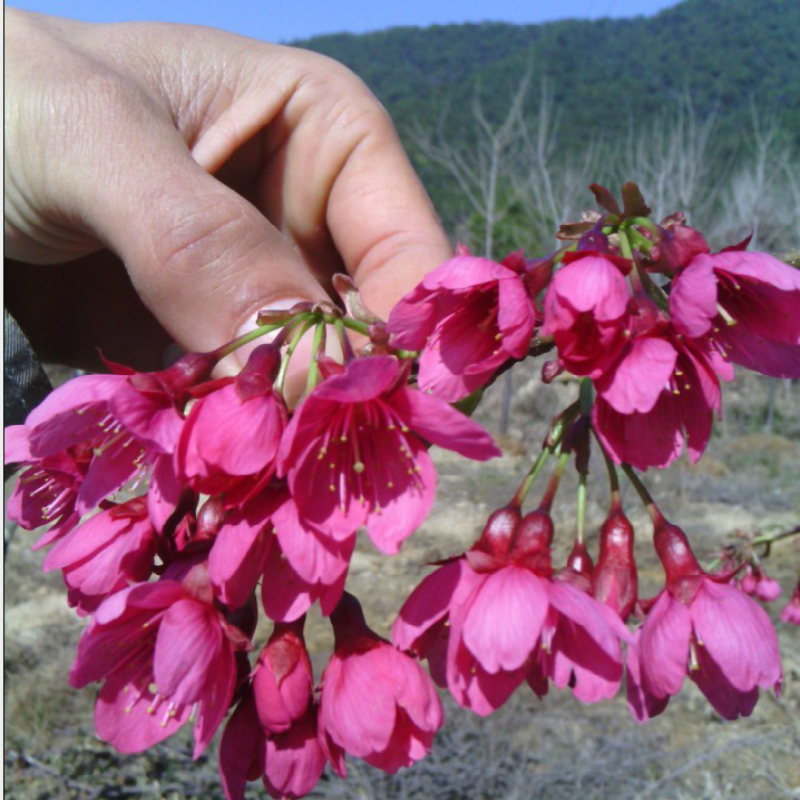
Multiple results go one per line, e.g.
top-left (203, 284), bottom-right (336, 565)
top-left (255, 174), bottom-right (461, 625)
top-left (5, 182), bottom-right (799, 798)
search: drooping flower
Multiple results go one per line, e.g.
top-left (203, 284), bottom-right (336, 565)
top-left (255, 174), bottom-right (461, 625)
top-left (278, 355), bottom-right (500, 554)
top-left (70, 562), bottom-right (242, 756)
top-left (6, 351), bottom-right (214, 526)
top-left (319, 593), bottom-right (444, 775)
top-left (669, 250), bottom-right (800, 378)
top-left (387, 253), bottom-right (537, 401)
top-left (42, 496), bottom-right (158, 614)
top-left (627, 521), bottom-right (782, 721)
top-left (592, 306), bottom-right (730, 469)
top-left (541, 253), bottom-right (632, 378)
top-left (176, 345), bottom-right (286, 497)
top-left (219, 691), bottom-right (327, 800)
top-left (393, 506), bottom-right (630, 715)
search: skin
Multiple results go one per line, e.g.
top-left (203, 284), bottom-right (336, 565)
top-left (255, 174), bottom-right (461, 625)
top-left (4, 8), bottom-right (452, 375)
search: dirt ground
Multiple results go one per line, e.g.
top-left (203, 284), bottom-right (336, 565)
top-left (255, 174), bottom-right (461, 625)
top-left (4, 370), bottom-right (799, 799)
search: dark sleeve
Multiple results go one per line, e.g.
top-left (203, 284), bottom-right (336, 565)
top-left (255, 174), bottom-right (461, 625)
top-left (4, 308), bottom-right (52, 428)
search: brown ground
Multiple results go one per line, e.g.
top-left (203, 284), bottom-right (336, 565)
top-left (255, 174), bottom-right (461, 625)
top-left (4, 370), bottom-right (799, 799)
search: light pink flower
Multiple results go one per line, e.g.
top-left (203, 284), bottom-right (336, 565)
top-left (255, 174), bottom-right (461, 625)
top-left (42, 496), bottom-right (158, 614)
top-left (393, 507), bottom-right (630, 715)
top-left (591, 507), bottom-right (638, 620)
top-left (176, 345), bottom-right (286, 496)
top-left (592, 320), bottom-right (729, 469)
top-left (70, 564), bottom-right (241, 756)
top-left (387, 253), bottom-right (537, 401)
top-left (278, 355), bottom-right (500, 554)
top-left (670, 251), bottom-right (800, 378)
top-left (739, 564), bottom-right (782, 603)
top-left (541, 253), bottom-right (632, 378)
top-left (219, 692), bottom-right (327, 800)
top-left (319, 593), bottom-right (444, 775)
top-left (627, 522), bottom-right (782, 721)
top-left (779, 582), bottom-right (800, 626)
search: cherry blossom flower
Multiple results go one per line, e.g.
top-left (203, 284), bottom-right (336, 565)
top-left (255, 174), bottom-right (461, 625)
top-left (387, 253), bottom-right (536, 401)
top-left (627, 522), bottom-right (782, 721)
top-left (591, 507), bottom-right (638, 620)
top-left (669, 251), bottom-right (800, 378)
top-left (393, 507), bottom-right (630, 715)
top-left (541, 253), bottom-right (632, 378)
top-left (278, 355), bottom-right (500, 554)
top-left (739, 563), bottom-right (782, 602)
top-left (70, 563), bottom-right (242, 756)
top-left (42, 496), bottom-right (158, 614)
top-left (319, 593), bottom-right (444, 775)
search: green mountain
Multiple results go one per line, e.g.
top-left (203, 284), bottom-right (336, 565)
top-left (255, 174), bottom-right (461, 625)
top-left (295, 0), bottom-right (799, 154)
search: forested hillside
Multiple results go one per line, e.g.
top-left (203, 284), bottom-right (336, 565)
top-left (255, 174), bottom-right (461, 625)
top-left (295, 0), bottom-right (799, 149)
top-left (294, 0), bottom-right (799, 253)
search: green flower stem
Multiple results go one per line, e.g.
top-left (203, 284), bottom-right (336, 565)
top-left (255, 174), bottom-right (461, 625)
top-left (305, 322), bottom-right (327, 393)
top-left (538, 450), bottom-right (571, 513)
top-left (617, 229), bottom-right (643, 295)
top-left (215, 321), bottom-right (288, 359)
top-left (576, 468), bottom-right (588, 545)
top-left (276, 318), bottom-right (316, 395)
top-left (339, 316), bottom-right (371, 336)
top-left (620, 463), bottom-right (664, 526)
top-left (579, 377), bottom-right (594, 416)
top-left (512, 447), bottom-right (553, 508)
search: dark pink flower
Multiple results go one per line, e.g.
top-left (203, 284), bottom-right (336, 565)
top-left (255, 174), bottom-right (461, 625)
top-left (7, 352), bottom-right (212, 523)
top-left (206, 486), bottom-right (288, 610)
top-left (219, 692), bottom-right (327, 800)
top-left (541, 253), bottom-right (631, 378)
top-left (591, 507), bottom-right (638, 620)
top-left (278, 355), bottom-right (500, 554)
top-left (779, 582), bottom-right (800, 626)
top-left (592, 319), bottom-right (729, 469)
top-left (176, 346), bottom-right (286, 496)
top-left (319, 593), bottom-right (444, 775)
top-left (252, 619), bottom-right (314, 734)
top-left (42, 496), bottom-right (158, 614)
top-left (669, 251), bottom-right (800, 378)
top-left (739, 563), bottom-right (782, 603)
top-left (627, 522), bottom-right (782, 721)
top-left (387, 254), bottom-right (536, 401)
top-left (393, 507), bottom-right (630, 715)
top-left (4, 427), bottom-right (90, 549)
top-left (70, 564), bottom-right (240, 756)
top-left (644, 214), bottom-right (709, 275)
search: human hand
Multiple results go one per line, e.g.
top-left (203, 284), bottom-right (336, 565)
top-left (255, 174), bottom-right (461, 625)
top-left (4, 8), bottom-right (451, 374)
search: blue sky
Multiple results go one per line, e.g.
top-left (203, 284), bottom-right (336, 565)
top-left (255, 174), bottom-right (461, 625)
top-left (9, 0), bottom-right (680, 43)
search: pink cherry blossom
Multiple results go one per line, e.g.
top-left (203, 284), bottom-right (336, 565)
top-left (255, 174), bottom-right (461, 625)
top-left (176, 345), bottom-right (286, 496)
top-left (278, 355), bottom-right (500, 554)
top-left (779, 582), bottom-right (800, 626)
top-left (319, 593), bottom-right (444, 775)
top-left (541, 253), bottom-right (632, 378)
top-left (70, 564), bottom-right (241, 756)
top-left (393, 507), bottom-right (630, 715)
top-left (627, 522), bottom-right (782, 721)
top-left (219, 691), bottom-right (327, 800)
top-left (42, 496), bottom-right (158, 614)
top-left (592, 320), bottom-right (728, 469)
top-left (4, 427), bottom-right (90, 549)
top-left (669, 251), bottom-right (800, 378)
top-left (387, 253), bottom-right (536, 401)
